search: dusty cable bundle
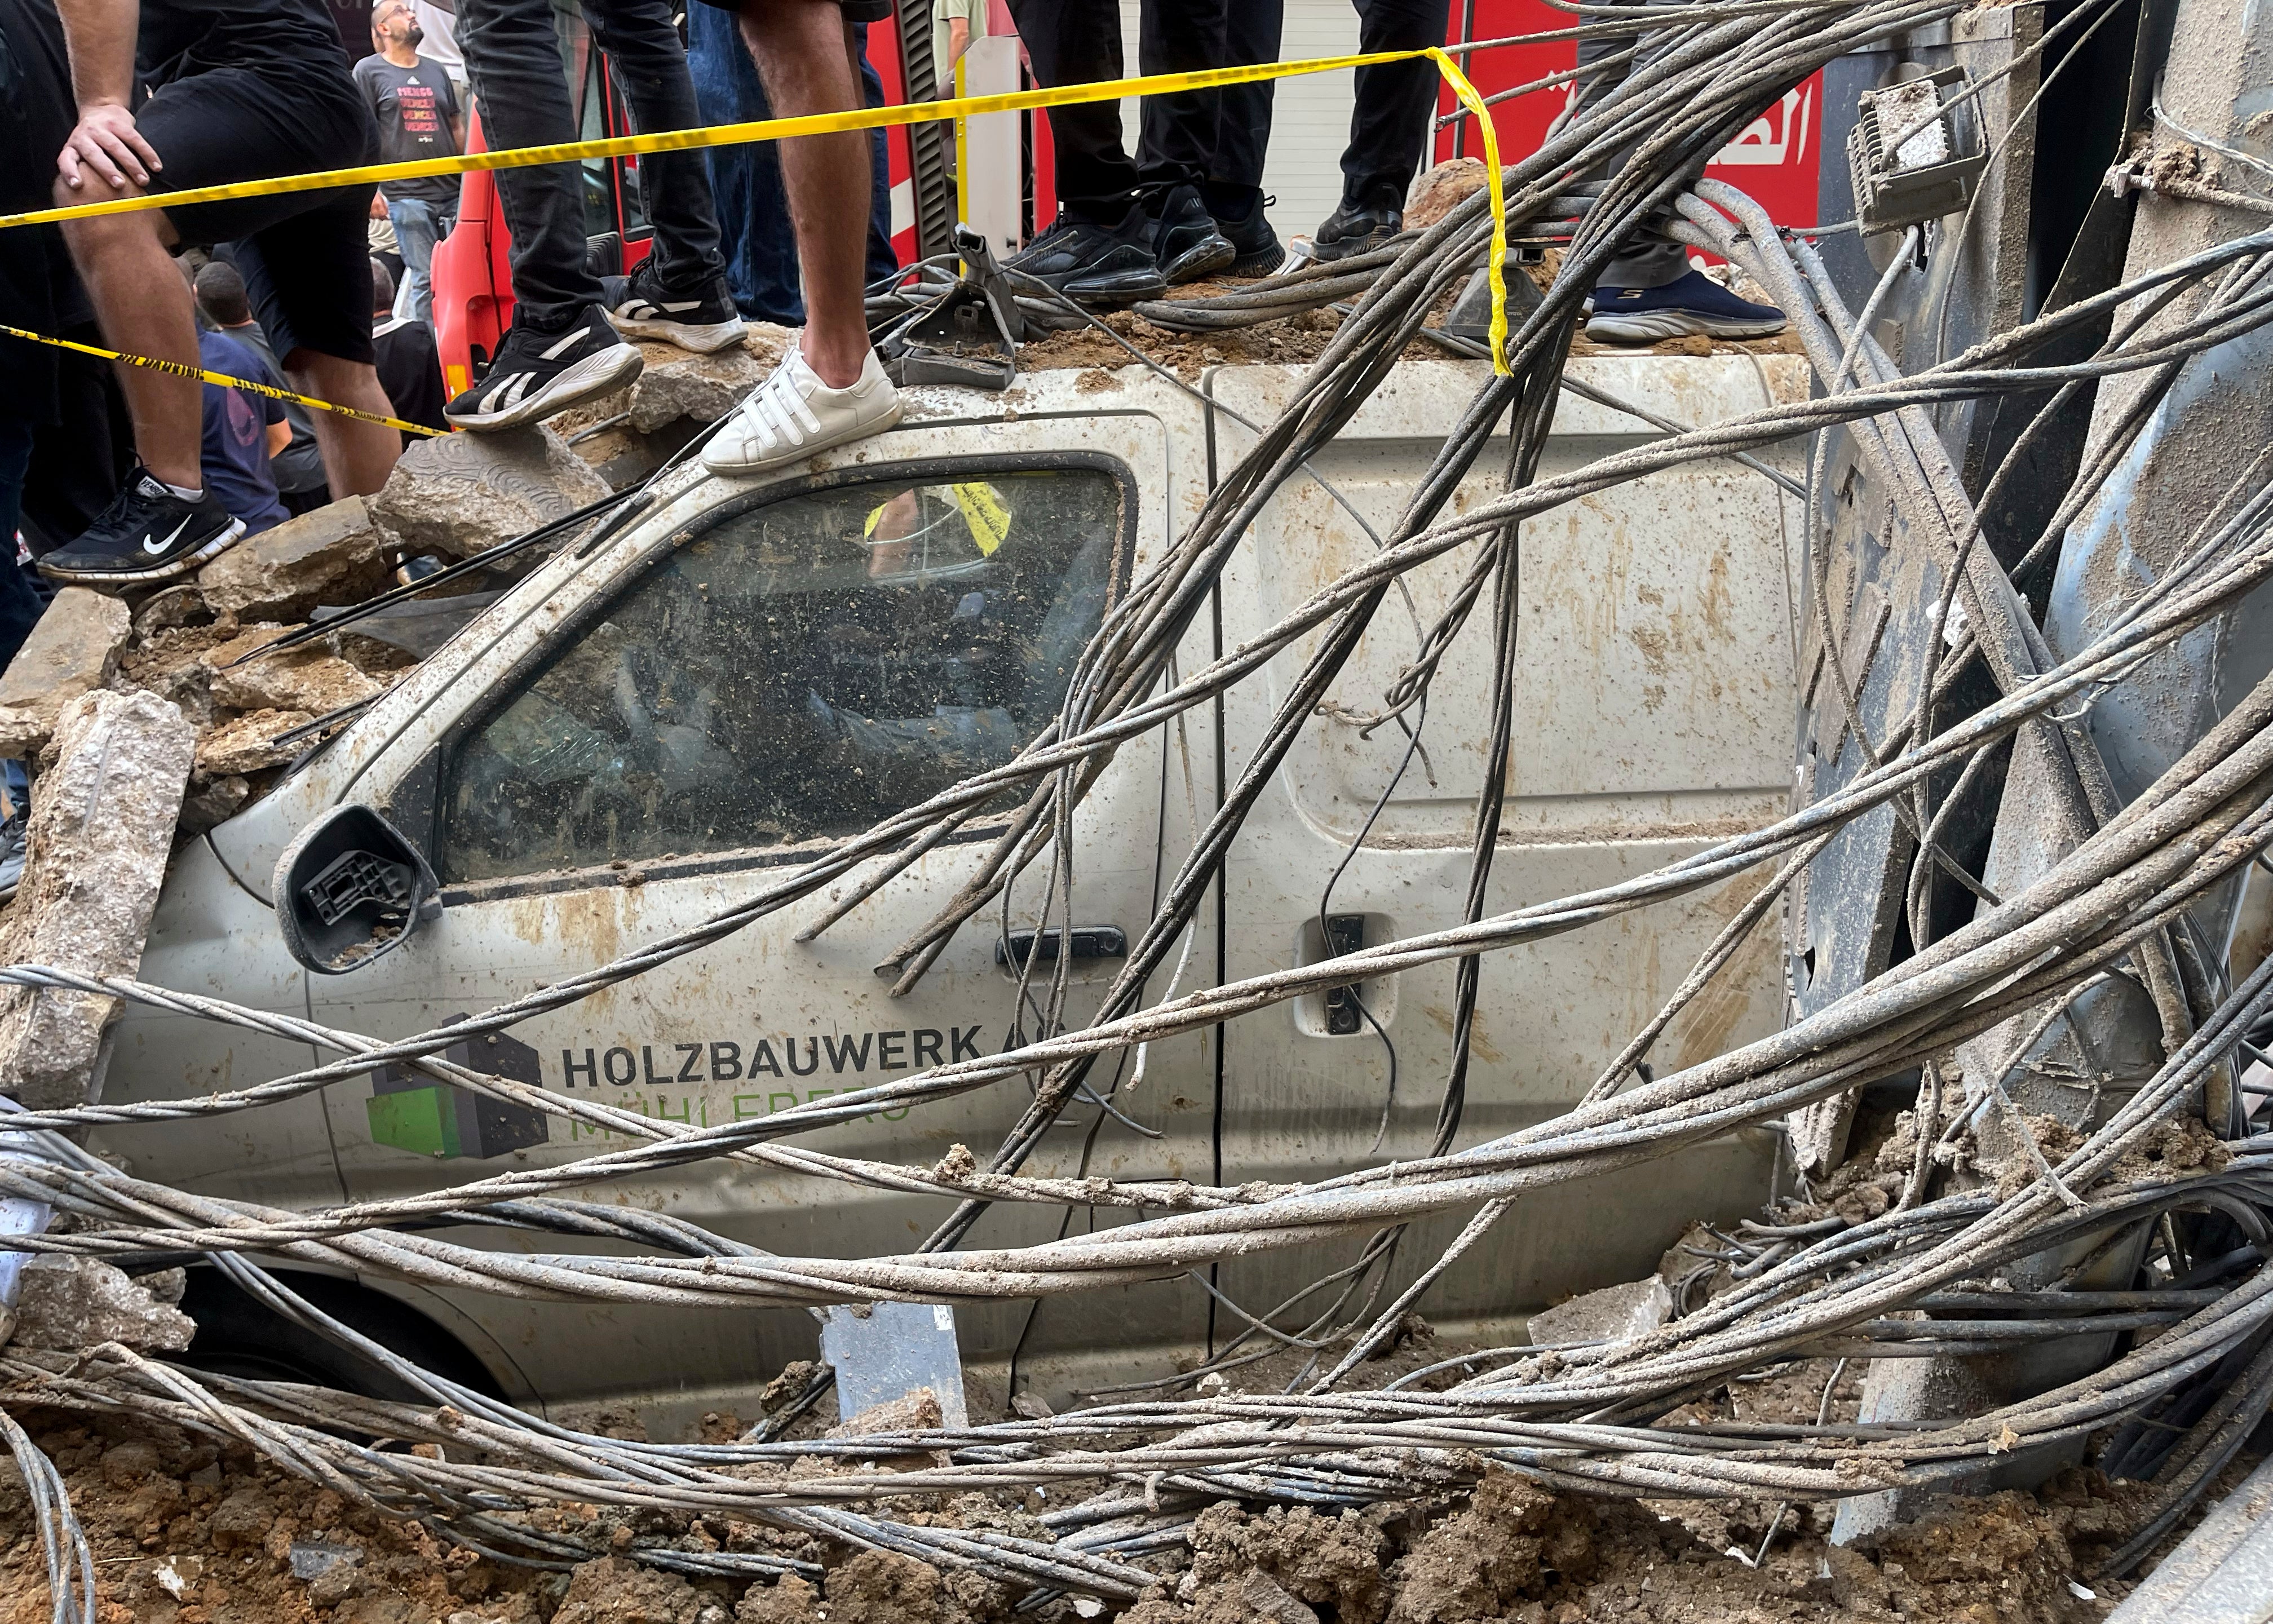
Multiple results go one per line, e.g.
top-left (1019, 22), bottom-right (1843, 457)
top-left (0, 0), bottom-right (2270, 1609)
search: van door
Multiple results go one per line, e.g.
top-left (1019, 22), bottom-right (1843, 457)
top-left (295, 400), bottom-right (1218, 1414)
top-left (1203, 355), bottom-right (1806, 1351)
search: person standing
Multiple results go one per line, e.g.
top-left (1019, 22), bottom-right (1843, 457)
top-left (37, 0), bottom-right (401, 586)
top-left (689, 0), bottom-right (901, 475)
top-left (368, 258), bottom-right (450, 441)
top-left (445, 0), bottom-right (744, 431)
top-left (933, 0), bottom-right (983, 92)
top-left (1563, 0), bottom-right (1786, 342)
top-left (355, 0), bottom-right (465, 325)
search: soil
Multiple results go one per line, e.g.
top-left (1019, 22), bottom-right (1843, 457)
top-left (0, 1345), bottom-right (2247, 1624)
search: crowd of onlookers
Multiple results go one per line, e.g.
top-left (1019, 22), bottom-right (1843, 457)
top-left (0, 0), bottom-right (1788, 889)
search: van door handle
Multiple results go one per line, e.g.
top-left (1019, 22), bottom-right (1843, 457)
top-left (996, 926), bottom-right (1128, 968)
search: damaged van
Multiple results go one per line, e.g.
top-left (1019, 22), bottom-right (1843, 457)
top-left (105, 352), bottom-right (1807, 1426)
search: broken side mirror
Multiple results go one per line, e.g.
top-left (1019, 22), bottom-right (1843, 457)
top-left (273, 806), bottom-right (442, 975)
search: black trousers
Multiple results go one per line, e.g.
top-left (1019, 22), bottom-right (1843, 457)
top-left (1010, 0), bottom-right (1452, 222)
top-left (456, 0), bottom-right (726, 330)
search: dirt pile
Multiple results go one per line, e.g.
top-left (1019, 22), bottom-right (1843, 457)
top-left (0, 1390), bottom-right (2243, 1624)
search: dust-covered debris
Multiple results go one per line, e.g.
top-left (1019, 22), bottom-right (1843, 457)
top-left (5, 1260), bottom-right (194, 1353)
top-left (196, 496), bottom-right (392, 621)
top-left (368, 423), bottom-right (611, 561)
top-left (0, 587), bottom-right (132, 761)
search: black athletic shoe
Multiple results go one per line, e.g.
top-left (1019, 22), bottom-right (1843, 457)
top-left (1147, 183), bottom-right (1235, 284)
top-left (603, 260), bottom-right (749, 355)
top-left (1311, 186), bottom-right (1404, 264)
top-left (445, 305), bottom-right (646, 432)
top-left (38, 472), bottom-right (245, 587)
top-left (1006, 206), bottom-right (1168, 304)
top-left (1206, 183), bottom-right (1285, 278)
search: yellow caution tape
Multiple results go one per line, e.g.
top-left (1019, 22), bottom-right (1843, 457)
top-left (0, 322), bottom-right (445, 436)
top-left (0, 48), bottom-right (1516, 374)
top-left (950, 482), bottom-right (1012, 555)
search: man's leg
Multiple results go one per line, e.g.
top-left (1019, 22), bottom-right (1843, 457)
top-left (1135, 0), bottom-right (1223, 195)
top-left (583, 0), bottom-right (727, 296)
top-left (703, 0), bottom-right (900, 476)
top-left (288, 351), bottom-right (404, 496)
top-left (1342, 0), bottom-right (1452, 206)
top-left (52, 189), bottom-right (200, 492)
top-left (454, 0), bottom-right (604, 328)
top-left (387, 197), bottom-right (441, 325)
top-left (733, 3), bottom-right (874, 387)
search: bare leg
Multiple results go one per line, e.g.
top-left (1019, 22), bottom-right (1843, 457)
top-left (734, 4), bottom-right (872, 388)
top-left (288, 351), bottom-right (403, 497)
top-left (54, 180), bottom-right (200, 491)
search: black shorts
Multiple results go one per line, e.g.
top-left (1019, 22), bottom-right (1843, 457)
top-left (138, 67), bottom-right (382, 366)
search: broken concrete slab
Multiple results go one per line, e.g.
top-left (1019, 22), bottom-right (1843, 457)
top-left (208, 644), bottom-right (386, 716)
top-left (627, 327), bottom-right (791, 433)
top-left (196, 707), bottom-right (317, 777)
top-left (6, 1257), bottom-right (194, 1352)
top-left (1236, 1568), bottom-right (1323, 1624)
top-left (368, 423), bottom-right (610, 560)
top-left (0, 588), bottom-right (133, 760)
top-left (824, 1385), bottom-right (943, 1440)
top-left (0, 688), bottom-right (197, 1111)
top-left (197, 495), bottom-right (391, 621)
top-left (1526, 1277), bottom-right (1673, 1349)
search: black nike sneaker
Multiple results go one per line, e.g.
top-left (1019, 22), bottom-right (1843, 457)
top-left (1147, 183), bottom-right (1235, 285)
top-left (1311, 183), bottom-right (1405, 264)
top-left (445, 304), bottom-right (645, 432)
top-left (1006, 205), bottom-right (1167, 304)
top-left (38, 471), bottom-right (245, 587)
top-left (1205, 182), bottom-right (1285, 278)
top-left (603, 260), bottom-right (749, 355)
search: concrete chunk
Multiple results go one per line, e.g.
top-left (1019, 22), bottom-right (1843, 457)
top-left (0, 688), bottom-right (196, 1110)
top-left (627, 328), bottom-right (790, 433)
top-left (1405, 157), bottom-right (1488, 229)
top-left (7, 1258), bottom-right (194, 1352)
top-left (1527, 1277), bottom-right (1673, 1349)
top-left (0, 588), bottom-right (132, 760)
top-left (197, 495), bottom-right (391, 620)
top-left (196, 707), bottom-right (317, 776)
top-left (368, 423), bottom-right (610, 560)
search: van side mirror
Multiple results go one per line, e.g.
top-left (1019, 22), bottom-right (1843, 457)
top-left (273, 806), bottom-right (442, 975)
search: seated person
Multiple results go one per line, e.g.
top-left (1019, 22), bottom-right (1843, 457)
top-left (189, 276), bottom-right (290, 538)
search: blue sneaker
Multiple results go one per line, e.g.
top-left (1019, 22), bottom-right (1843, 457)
top-left (1585, 269), bottom-right (1787, 343)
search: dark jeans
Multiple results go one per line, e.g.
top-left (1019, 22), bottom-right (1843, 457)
top-left (1136, 0), bottom-right (1280, 194)
top-left (456, 0), bottom-right (726, 330)
top-left (1341, 0), bottom-right (1452, 207)
top-left (0, 419), bottom-right (49, 811)
top-left (686, 8), bottom-right (895, 324)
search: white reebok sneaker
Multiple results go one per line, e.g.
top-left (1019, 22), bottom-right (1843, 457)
top-left (702, 346), bottom-right (903, 475)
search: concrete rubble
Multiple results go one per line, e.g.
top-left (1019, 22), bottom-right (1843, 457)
top-left (1525, 1276), bottom-right (1674, 1348)
top-left (0, 688), bottom-right (196, 1110)
top-left (196, 495), bottom-right (392, 621)
top-left (0, 587), bottom-right (131, 762)
top-left (368, 421), bottom-right (611, 560)
top-left (5, 1258), bottom-right (194, 1353)
top-left (626, 325), bottom-right (791, 433)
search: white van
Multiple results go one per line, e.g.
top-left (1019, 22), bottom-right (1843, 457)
top-left (107, 352), bottom-right (1807, 1426)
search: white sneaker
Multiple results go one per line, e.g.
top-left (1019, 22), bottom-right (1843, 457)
top-left (702, 347), bottom-right (903, 475)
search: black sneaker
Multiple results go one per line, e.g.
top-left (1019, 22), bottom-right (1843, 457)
top-left (445, 305), bottom-right (646, 432)
top-left (1311, 184), bottom-right (1404, 264)
top-left (603, 260), bottom-right (749, 355)
top-left (37, 472), bottom-right (245, 587)
top-left (1146, 183), bottom-right (1235, 285)
top-left (1006, 205), bottom-right (1167, 304)
top-left (1206, 183), bottom-right (1285, 278)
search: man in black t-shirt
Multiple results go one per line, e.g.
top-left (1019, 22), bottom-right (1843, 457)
top-left (368, 258), bottom-right (449, 442)
top-left (39, 0), bottom-right (403, 587)
top-left (355, 1), bottom-right (464, 326)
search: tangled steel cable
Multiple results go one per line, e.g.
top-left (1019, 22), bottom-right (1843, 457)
top-left (1, 0), bottom-right (2271, 1609)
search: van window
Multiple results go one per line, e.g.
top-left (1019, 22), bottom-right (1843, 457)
top-left (437, 466), bottom-right (1127, 884)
